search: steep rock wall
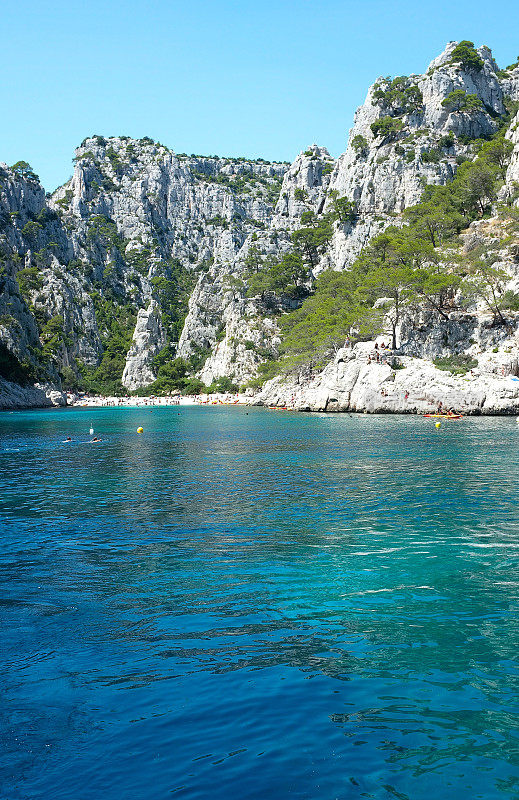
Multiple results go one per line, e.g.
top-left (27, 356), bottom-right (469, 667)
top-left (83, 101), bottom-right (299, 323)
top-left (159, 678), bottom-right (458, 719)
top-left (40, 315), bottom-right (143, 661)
top-left (326, 43), bottom-right (509, 269)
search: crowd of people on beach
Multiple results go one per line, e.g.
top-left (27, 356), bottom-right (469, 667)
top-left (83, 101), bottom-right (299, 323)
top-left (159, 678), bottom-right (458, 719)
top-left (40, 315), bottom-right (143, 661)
top-left (68, 392), bottom-right (248, 408)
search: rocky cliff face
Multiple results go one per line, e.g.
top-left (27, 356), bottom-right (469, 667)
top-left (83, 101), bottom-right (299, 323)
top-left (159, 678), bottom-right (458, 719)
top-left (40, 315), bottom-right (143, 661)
top-left (2, 41), bottom-right (519, 404)
top-left (0, 141), bottom-right (288, 392)
top-left (325, 43), bottom-right (510, 270)
top-left (180, 43), bottom-right (519, 387)
top-left (176, 144), bottom-right (335, 384)
top-left (504, 109), bottom-right (519, 198)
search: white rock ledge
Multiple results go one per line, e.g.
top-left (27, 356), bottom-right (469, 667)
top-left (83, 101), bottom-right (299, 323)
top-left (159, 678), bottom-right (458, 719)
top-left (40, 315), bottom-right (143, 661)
top-left (256, 349), bottom-right (519, 415)
top-left (0, 378), bottom-right (67, 411)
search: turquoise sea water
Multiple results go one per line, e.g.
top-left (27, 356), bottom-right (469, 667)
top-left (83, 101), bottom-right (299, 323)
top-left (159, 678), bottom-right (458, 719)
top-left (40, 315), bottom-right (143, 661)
top-left (1, 406), bottom-right (519, 800)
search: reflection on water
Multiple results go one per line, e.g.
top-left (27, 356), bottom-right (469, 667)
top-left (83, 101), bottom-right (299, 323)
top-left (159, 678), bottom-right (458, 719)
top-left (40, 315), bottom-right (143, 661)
top-left (1, 407), bottom-right (519, 799)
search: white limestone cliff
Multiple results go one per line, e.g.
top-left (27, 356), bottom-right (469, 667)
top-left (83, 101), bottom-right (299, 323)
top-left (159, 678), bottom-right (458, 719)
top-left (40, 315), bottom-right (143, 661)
top-left (325, 43), bottom-right (507, 269)
top-left (122, 300), bottom-right (167, 390)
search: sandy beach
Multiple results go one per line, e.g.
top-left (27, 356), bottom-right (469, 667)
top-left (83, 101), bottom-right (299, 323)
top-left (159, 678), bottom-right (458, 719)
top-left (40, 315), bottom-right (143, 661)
top-left (68, 392), bottom-right (254, 408)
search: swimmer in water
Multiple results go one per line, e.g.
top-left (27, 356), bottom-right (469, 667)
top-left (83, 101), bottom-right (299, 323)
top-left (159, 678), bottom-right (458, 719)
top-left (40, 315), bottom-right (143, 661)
top-left (63, 436), bottom-right (72, 442)
top-left (90, 436), bottom-right (101, 443)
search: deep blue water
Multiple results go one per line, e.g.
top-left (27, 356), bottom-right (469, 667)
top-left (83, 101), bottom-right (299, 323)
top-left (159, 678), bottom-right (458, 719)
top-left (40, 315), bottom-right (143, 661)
top-left (1, 407), bottom-right (519, 800)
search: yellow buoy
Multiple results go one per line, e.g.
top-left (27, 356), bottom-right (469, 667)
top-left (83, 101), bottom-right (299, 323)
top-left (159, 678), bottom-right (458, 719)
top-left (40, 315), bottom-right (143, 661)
top-left (435, 422), bottom-right (441, 429)
top-left (137, 427), bottom-right (144, 433)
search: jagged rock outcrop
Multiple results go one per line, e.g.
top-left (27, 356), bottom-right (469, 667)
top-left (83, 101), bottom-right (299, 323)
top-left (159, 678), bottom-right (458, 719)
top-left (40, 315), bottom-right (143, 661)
top-left (325, 43), bottom-right (510, 270)
top-left (121, 300), bottom-right (167, 390)
top-left (272, 144), bottom-right (335, 229)
top-left (55, 139), bottom-right (287, 263)
top-left (499, 64), bottom-right (519, 101)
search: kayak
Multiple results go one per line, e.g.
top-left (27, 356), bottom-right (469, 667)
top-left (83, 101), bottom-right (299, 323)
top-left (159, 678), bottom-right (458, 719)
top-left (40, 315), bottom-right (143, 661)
top-left (423, 413), bottom-right (463, 419)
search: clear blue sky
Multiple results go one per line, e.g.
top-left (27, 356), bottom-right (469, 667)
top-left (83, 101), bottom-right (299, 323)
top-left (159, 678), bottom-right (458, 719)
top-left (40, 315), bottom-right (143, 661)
top-left (2, 0), bottom-right (518, 190)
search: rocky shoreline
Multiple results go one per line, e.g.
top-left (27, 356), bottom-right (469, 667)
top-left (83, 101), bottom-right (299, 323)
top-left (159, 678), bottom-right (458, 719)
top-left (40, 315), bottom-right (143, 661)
top-left (255, 344), bottom-right (519, 416)
top-left (3, 368), bottom-right (519, 417)
top-left (0, 377), bottom-right (67, 411)
top-left (3, 331), bottom-right (519, 415)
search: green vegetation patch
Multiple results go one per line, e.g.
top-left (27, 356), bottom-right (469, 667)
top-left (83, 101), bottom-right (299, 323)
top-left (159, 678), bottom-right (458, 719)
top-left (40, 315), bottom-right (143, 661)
top-left (352, 135), bottom-right (369, 155)
top-left (434, 354), bottom-right (478, 374)
top-left (370, 116), bottom-right (404, 142)
top-left (87, 215), bottom-right (127, 256)
top-left (441, 89), bottom-right (482, 113)
top-left (10, 161), bottom-right (39, 183)
top-left (372, 77), bottom-right (424, 115)
top-left (448, 40), bottom-right (484, 72)
top-left (151, 258), bottom-right (197, 343)
top-left (16, 266), bottom-right (44, 296)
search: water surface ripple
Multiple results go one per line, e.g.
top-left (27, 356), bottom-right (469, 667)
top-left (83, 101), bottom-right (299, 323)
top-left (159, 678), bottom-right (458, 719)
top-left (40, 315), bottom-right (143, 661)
top-left (1, 407), bottom-right (519, 799)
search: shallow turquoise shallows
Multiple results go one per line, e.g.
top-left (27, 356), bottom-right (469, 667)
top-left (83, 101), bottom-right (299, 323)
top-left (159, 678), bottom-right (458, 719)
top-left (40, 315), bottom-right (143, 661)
top-left (1, 407), bottom-right (519, 800)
